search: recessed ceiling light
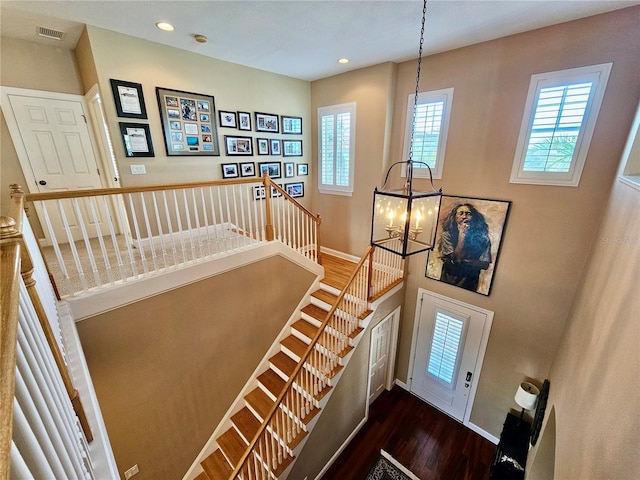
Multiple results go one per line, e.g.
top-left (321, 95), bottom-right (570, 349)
top-left (156, 22), bottom-right (175, 32)
top-left (337, 58), bottom-right (350, 64)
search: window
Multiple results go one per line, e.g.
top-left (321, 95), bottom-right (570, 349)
top-left (511, 63), bottom-right (612, 186)
top-left (402, 88), bottom-right (454, 180)
top-left (427, 308), bottom-right (466, 387)
top-left (318, 102), bottom-right (356, 195)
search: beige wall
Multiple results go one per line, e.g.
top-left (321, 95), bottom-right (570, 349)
top-left (83, 26), bottom-right (311, 205)
top-left (528, 178), bottom-right (639, 479)
top-left (310, 7), bottom-right (640, 440)
top-left (0, 36), bottom-right (84, 212)
top-left (289, 288), bottom-right (405, 480)
top-left (76, 255), bottom-right (315, 480)
top-left (311, 62), bottom-right (396, 255)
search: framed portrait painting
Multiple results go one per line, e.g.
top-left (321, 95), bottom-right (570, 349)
top-left (426, 195), bottom-right (511, 296)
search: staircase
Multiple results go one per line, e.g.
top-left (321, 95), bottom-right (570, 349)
top-left (192, 254), bottom-right (372, 480)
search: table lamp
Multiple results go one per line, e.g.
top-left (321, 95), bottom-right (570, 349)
top-left (514, 381), bottom-right (540, 423)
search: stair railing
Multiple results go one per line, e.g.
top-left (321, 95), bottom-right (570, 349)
top-left (21, 176), bottom-right (320, 298)
top-left (1, 186), bottom-right (94, 480)
top-left (231, 246), bottom-right (375, 479)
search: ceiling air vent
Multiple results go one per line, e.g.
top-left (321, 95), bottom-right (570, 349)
top-left (37, 26), bottom-right (65, 40)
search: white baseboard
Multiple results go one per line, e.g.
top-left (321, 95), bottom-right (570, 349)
top-left (314, 415), bottom-right (368, 480)
top-left (320, 246), bottom-right (361, 263)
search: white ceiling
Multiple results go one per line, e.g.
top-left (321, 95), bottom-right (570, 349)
top-left (1, 0), bottom-right (638, 81)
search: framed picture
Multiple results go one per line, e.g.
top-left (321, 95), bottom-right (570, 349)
top-left (253, 185), bottom-right (266, 201)
top-left (156, 87), bottom-right (219, 156)
top-left (256, 138), bottom-right (270, 155)
top-left (224, 135), bottom-right (253, 155)
top-left (119, 122), bottom-right (154, 157)
top-left (221, 163), bottom-right (239, 179)
top-left (283, 139), bottom-right (303, 157)
top-left (238, 111), bottom-right (252, 131)
top-left (258, 162), bottom-right (281, 179)
top-left (281, 115), bottom-right (302, 134)
top-left (110, 79), bottom-right (147, 119)
top-left (284, 162), bottom-right (295, 178)
top-left (255, 112), bottom-right (279, 133)
top-left (240, 162), bottom-right (256, 177)
top-left (426, 195), bottom-right (511, 296)
top-left (270, 184), bottom-right (283, 198)
top-left (270, 139), bottom-right (281, 156)
top-left (219, 110), bottom-right (237, 128)
top-left (297, 163), bottom-right (308, 176)
top-left (285, 182), bottom-right (304, 198)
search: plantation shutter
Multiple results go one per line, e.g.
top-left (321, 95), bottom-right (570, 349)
top-left (427, 309), bottom-right (465, 387)
top-left (412, 100), bottom-right (444, 168)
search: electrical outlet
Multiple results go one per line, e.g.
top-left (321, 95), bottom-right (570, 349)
top-left (124, 464), bottom-right (139, 479)
top-left (130, 164), bottom-right (146, 175)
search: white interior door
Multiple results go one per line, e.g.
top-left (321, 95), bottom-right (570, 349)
top-left (2, 88), bottom-right (110, 243)
top-left (410, 289), bottom-right (492, 423)
top-left (369, 317), bottom-right (392, 405)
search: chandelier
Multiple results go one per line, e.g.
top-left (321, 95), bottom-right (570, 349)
top-left (370, 0), bottom-right (442, 258)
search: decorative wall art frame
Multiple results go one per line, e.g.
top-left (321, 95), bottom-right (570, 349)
top-left (238, 111), bottom-right (252, 131)
top-left (270, 139), bottom-right (281, 156)
top-left (283, 139), bottom-right (303, 157)
top-left (240, 162), bottom-right (256, 177)
top-left (221, 163), bottom-right (239, 179)
top-left (258, 162), bottom-right (281, 179)
top-left (285, 182), bottom-right (304, 198)
top-left (119, 122), bottom-right (154, 157)
top-left (281, 115), bottom-right (302, 134)
top-left (284, 162), bottom-right (295, 178)
top-left (255, 112), bottom-right (279, 133)
top-left (156, 87), bottom-right (220, 156)
top-left (224, 135), bottom-right (253, 155)
top-left (256, 138), bottom-right (270, 155)
top-left (110, 79), bottom-right (147, 119)
top-left (219, 110), bottom-right (237, 128)
top-left (425, 195), bottom-right (511, 296)
top-left (297, 163), bottom-right (308, 176)
top-left (271, 184), bottom-right (283, 198)
top-left (253, 185), bottom-right (267, 201)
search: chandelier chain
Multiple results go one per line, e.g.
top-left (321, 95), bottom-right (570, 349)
top-left (408, 0), bottom-right (428, 163)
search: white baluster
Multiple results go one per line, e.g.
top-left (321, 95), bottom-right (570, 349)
top-left (172, 190), bottom-right (188, 263)
top-left (87, 197), bottom-right (114, 285)
top-left (127, 194), bottom-right (148, 274)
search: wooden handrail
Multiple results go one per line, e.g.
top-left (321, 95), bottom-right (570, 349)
top-left (0, 187), bottom-right (25, 480)
top-left (24, 177), bottom-right (263, 202)
top-left (231, 245), bottom-right (375, 478)
top-left (269, 182), bottom-right (321, 224)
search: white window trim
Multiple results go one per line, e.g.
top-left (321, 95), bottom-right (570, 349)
top-left (510, 62), bottom-right (612, 187)
top-left (317, 102), bottom-right (356, 196)
top-left (402, 87), bottom-right (454, 180)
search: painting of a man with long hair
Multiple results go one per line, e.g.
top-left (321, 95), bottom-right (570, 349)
top-left (426, 196), bottom-right (510, 295)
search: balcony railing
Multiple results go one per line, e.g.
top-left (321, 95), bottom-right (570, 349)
top-left (23, 176), bottom-right (321, 298)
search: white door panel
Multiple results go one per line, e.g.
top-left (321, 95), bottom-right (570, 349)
top-left (410, 290), bottom-right (492, 423)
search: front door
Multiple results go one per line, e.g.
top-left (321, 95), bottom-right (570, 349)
top-left (2, 88), bottom-right (108, 242)
top-left (410, 289), bottom-right (492, 423)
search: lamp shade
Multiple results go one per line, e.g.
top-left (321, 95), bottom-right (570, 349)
top-left (514, 382), bottom-right (540, 411)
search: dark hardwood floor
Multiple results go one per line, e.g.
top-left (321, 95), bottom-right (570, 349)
top-left (321, 386), bottom-right (496, 480)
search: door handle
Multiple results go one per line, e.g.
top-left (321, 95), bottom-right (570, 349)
top-left (38, 180), bottom-right (47, 186)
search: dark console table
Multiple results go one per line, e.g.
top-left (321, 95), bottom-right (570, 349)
top-left (489, 412), bottom-right (531, 480)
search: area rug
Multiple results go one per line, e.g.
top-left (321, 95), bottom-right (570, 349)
top-left (366, 450), bottom-right (421, 480)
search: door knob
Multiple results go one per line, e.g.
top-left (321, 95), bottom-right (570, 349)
top-left (38, 180), bottom-right (47, 186)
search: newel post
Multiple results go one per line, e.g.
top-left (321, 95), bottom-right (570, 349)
top-left (263, 174), bottom-right (275, 241)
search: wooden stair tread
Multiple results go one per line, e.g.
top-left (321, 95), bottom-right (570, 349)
top-left (281, 334), bottom-right (309, 359)
top-left (270, 351), bottom-right (297, 378)
top-left (218, 427), bottom-right (247, 468)
top-left (201, 449), bottom-right (232, 480)
top-left (292, 319), bottom-right (318, 339)
top-left (231, 407), bottom-right (261, 444)
top-left (245, 387), bottom-right (275, 420)
top-left (311, 288), bottom-right (339, 306)
top-left (194, 471), bottom-right (212, 480)
top-left (302, 303), bottom-right (329, 322)
top-left (258, 369), bottom-right (286, 398)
